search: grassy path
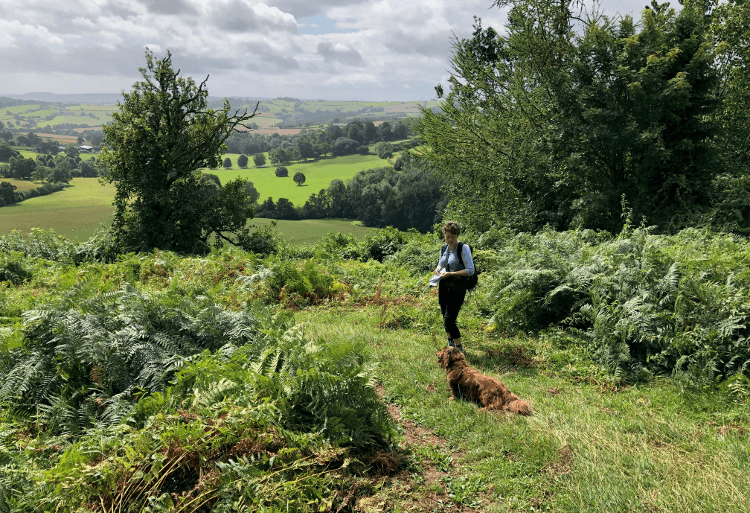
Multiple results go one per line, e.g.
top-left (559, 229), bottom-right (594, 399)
top-left (298, 294), bottom-right (750, 512)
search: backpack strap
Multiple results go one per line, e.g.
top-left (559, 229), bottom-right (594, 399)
top-left (456, 241), bottom-right (465, 267)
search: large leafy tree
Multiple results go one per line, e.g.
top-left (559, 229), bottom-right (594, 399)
top-left (416, 0), bottom-right (723, 234)
top-left (549, 1), bottom-right (722, 231)
top-left (101, 50), bottom-right (258, 254)
top-left (708, 0), bottom-right (750, 232)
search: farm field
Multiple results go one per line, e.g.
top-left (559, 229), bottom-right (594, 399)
top-left (0, 178), bottom-right (116, 241)
top-left (213, 153), bottom-right (389, 205)
top-left (250, 217), bottom-right (370, 243)
top-left (0, 179), bottom-right (371, 244)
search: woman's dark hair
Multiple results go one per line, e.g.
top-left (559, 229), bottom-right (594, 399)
top-left (442, 221), bottom-right (461, 235)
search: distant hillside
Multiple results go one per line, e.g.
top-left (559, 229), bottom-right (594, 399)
top-left (1, 95), bottom-right (441, 134)
top-left (3, 92), bottom-right (123, 105)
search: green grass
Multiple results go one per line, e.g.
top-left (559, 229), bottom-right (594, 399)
top-left (0, 152), bottom-right (390, 242)
top-left (1, 104), bottom-right (40, 114)
top-left (0, 178), bottom-right (115, 240)
top-left (212, 153), bottom-right (388, 205)
top-left (298, 296), bottom-right (750, 512)
top-left (251, 217), bottom-right (371, 244)
top-left (1, 238), bottom-right (748, 511)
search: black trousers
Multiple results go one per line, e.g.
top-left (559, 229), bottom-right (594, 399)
top-left (438, 277), bottom-right (466, 340)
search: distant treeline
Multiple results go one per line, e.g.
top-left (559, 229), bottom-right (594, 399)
top-left (255, 154), bottom-right (447, 233)
top-left (0, 181), bottom-right (67, 207)
top-left (0, 140), bottom-right (105, 184)
top-left (224, 118), bottom-right (413, 159)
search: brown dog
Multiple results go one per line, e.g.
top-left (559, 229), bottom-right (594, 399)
top-left (437, 346), bottom-right (531, 415)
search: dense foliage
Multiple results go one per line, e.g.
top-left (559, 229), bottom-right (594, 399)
top-left (3, 220), bottom-right (750, 509)
top-left (258, 157), bottom-right (447, 233)
top-left (474, 221), bottom-right (750, 384)
top-left (416, 0), bottom-right (747, 235)
top-left (101, 50), bottom-right (258, 254)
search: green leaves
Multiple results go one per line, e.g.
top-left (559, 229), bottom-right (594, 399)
top-left (418, 0), bottom-right (726, 234)
top-left (101, 50), bottom-right (258, 254)
top-left (477, 226), bottom-right (750, 383)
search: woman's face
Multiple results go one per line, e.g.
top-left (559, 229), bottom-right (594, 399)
top-left (443, 230), bottom-right (458, 247)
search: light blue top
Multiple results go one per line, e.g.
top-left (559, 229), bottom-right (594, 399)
top-left (438, 243), bottom-right (475, 276)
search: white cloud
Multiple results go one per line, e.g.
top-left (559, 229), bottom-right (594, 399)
top-left (0, 0), bottom-right (676, 101)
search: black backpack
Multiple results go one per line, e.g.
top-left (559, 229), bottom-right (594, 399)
top-left (441, 241), bottom-right (478, 290)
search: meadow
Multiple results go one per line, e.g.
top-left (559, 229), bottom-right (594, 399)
top-left (0, 229), bottom-right (748, 511)
top-left (0, 178), bottom-right (116, 240)
top-left (211, 152), bottom-right (389, 205)
top-left (0, 149), bottom-right (385, 242)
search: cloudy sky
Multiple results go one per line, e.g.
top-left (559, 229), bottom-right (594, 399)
top-left (1, 0), bottom-right (655, 101)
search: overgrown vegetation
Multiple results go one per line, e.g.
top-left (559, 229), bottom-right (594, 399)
top-left (417, 0), bottom-right (750, 235)
top-left (1, 225), bottom-right (749, 510)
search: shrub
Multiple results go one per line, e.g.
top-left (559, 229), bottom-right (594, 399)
top-left (0, 286), bottom-right (271, 432)
top-left (475, 225), bottom-right (750, 383)
top-left (275, 166), bottom-right (288, 177)
top-left (242, 258), bottom-right (345, 308)
top-left (0, 251), bottom-right (31, 285)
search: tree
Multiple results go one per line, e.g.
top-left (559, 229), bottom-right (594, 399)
top-left (255, 196), bottom-right (276, 218)
top-left (416, 0), bottom-right (723, 233)
top-left (316, 141), bottom-right (332, 157)
top-left (296, 139), bottom-right (315, 161)
top-left (253, 153), bottom-right (266, 167)
top-left (293, 171), bottom-right (306, 186)
top-left (48, 166), bottom-right (72, 184)
top-left (374, 142), bottom-right (393, 160)
top-left (363, 121), bottom-right (378, 143)
top-left (378, 122), bottom-right (393, 142)
top-left (0, 142), bottom-right (19, 162)
top-left (269, 147), bottom-right (288, 165)
top-left (80, 160), bottom-right (98, 178)
top-left (275, 166), bottom-right (289, 177)
top-left (9, 156), bottom-right (36, 180)
top-left (26, 132), bottom-right (40, 146)
top-left (237, 154), bottom-right (249, 168)
top-left (332, 138), bottom-right (359, 156)
top-left (326, 179), bottom-right (350, 218)
top-left (708, 0), bottom-right (750, 232)
top-left (64, 144), bottom-right (79, 159)
top-left (223, 157), bottom-right (232, 169)
top-left (100, 50), bottom-right (259, 254)
top-left (275, 197), bottom-right (298, 219)
top-left (392, 122), bottom-right (408, 140)
top-left (244, 181), bottom-right (260, 204)
top-left (0, 181), bottom-right (16, 206)
top-left (347, 124), bottom-right (364, 145)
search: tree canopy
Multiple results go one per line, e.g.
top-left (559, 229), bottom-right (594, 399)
top-left (101, 50), bottom-right (259, 254)
top-left (416, 0), bottom-right (729, 234)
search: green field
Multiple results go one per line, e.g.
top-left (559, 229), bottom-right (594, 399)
top-left (250, 217), bottom-right (371, 243)
top-left (0, 178), bottom-right (116, 240)
top-left (213, 153), bottom-right (389, 205)
top-left (0, 175), bottom-right (373, 244)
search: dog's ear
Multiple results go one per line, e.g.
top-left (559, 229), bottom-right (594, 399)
top-left (437, 348), bottom-right (449, 369)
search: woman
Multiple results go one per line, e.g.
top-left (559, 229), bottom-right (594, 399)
top-left (433, 221), bottom-right (474, 354)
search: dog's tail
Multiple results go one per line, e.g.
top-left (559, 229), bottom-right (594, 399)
top-left (507, 399), bottom-right (531, 416)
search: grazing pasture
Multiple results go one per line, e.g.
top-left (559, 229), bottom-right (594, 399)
top-left (0, 178), bottom-right (116, 240)
top-left (250, 217), bottom-right (370, 243)
top-left (0, 148), bottom-right (391, 241)
top-left (213, 153), bottom-right (388, 205)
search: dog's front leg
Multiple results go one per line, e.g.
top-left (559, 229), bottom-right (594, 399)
top-left (449, 379), bottom-right (462, 400)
